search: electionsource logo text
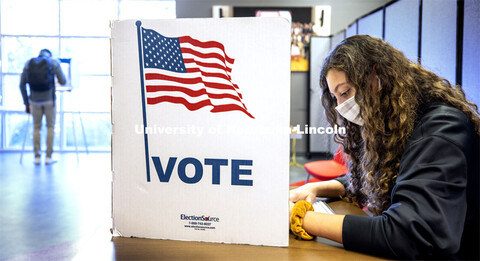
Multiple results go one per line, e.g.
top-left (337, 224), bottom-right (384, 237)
top-left (180, 214), bottom-right (220, 222)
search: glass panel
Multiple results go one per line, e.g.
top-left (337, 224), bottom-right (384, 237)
top-left (60, 0), bottom-right (118, 37)
top-left (4, 112), bottom-right (61, 150)
top-left (61, 38), bottom-right (110, 75)
top-left (1, 0), bottom-right (59, 36)
top-left (3, 74), bottom-right (62, 111)
top-left (0, 113), bottom-right (3, 147)
top-left (63, 75), bottom-right (111, 112)
top-left (2, 36), bottom-right (60, 74)
top-left (64, 112), bottom-right (111, 150)
top-left (119, 0), bottom-right (176, 19)
top-left (3, 74), bottom-right (25, 111)
top-left (5, 112), bottom-right (31, 149)
top-left (0, 78), bottom-right (3, 107)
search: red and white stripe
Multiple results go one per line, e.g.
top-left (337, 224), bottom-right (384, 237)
top-left (144, 35), bottom-right (254, 118)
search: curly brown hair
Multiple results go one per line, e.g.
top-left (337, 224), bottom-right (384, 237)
top-left (319, 35), bottom-right (480, 215)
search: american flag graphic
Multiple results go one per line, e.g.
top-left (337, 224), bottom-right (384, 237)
top-left (140, 27), bottom-right (254, 119)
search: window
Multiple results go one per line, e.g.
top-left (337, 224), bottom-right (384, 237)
top-left (1, 0), bottom-right (59, 36)
top-left (60, 0), bottom-right (118, 37)
top-left (2, 37), bottom-right (60, 74)
top-left (119, 0), bottom-right (176, 19)
top-left (0, 0), bottom-right (176, 151)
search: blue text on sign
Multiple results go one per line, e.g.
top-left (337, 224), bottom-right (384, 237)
top-left (151, 157), bottom-right (253, 186)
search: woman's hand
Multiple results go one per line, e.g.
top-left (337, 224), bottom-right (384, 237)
top-left (290, 179), bottom-right (346, 203)
top-left (289, 182), bottom-right (346, 244)
top-left (289, 201), bottom-right (295, 218)
top-left (289, 183), bottom-right (320, 203)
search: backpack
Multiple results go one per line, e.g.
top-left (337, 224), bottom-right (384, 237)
top-left (27, 57), bottom-right (54, 92)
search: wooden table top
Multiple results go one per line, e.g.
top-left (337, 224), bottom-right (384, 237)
top-left (74, 199), bottom-right (387, 260)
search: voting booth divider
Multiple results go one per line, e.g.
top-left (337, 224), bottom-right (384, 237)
top-left (309, 0), bottom-right (480, 157)
top-left (110, 18), bottom-right (291, 247)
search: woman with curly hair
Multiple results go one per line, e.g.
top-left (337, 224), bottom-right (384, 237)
top-left (289, 35), bottom-right (479, 260)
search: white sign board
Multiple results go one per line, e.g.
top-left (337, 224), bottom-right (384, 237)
top-left (111, 18), bottom-right (291, 247)
top-left (313, 6), bottom-right (332, 36)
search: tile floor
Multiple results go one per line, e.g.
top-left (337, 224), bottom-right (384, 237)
top-left (0, 151), bottom-right (322, 260)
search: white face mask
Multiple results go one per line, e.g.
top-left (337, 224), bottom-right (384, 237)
top-left (335, 96), bottom-right (363, 126)
top-left (333, 77), bottom-right (381, 126)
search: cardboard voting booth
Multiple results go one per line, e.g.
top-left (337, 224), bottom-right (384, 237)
top-left (111, 18), bottom-right (291, 247)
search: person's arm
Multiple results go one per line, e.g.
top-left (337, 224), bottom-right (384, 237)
top-left (341, 106), bottom-right (474, 259)
top-left (53, 60), bottom-right (67, 86)
top-left (289, 179), bottom-right (346, 243)
top-left (303, 212), bottom-right (345, 243)
top-left (289, 179), bottom-right (346, 203)
top-left (19, 64), bottom-right (30, 112)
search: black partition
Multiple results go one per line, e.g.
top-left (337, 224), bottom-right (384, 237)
top-left (462, 0), bottom-right (480, 106)
top-left (385, 0), bottom-right (420, 62)
top-left (233, 7), bottom-right (312, 23)
top-left (358, 8), bottom-right (384, 39)
top-left (421, 0), bottom-right (457, 84)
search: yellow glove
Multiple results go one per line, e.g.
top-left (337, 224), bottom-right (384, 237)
top-left (290, 200), bottom-right (315, 240)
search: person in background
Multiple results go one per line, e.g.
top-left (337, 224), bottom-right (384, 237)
top-left (19, 49), bottom-right (66, 165)
top-left (289, 35), bottom-right (479, 260)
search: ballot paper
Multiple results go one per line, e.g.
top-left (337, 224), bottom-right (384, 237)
top-left (312, 198), bottom-right (335, 214)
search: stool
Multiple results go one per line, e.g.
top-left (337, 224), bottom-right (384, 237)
top-left (304, 146), bottom-right (348, 183)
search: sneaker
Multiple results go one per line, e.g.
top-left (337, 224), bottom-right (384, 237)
top-left (34, 157), bottom-right (41, 165)
top-left (45, 157), bottom-right (57, 165)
